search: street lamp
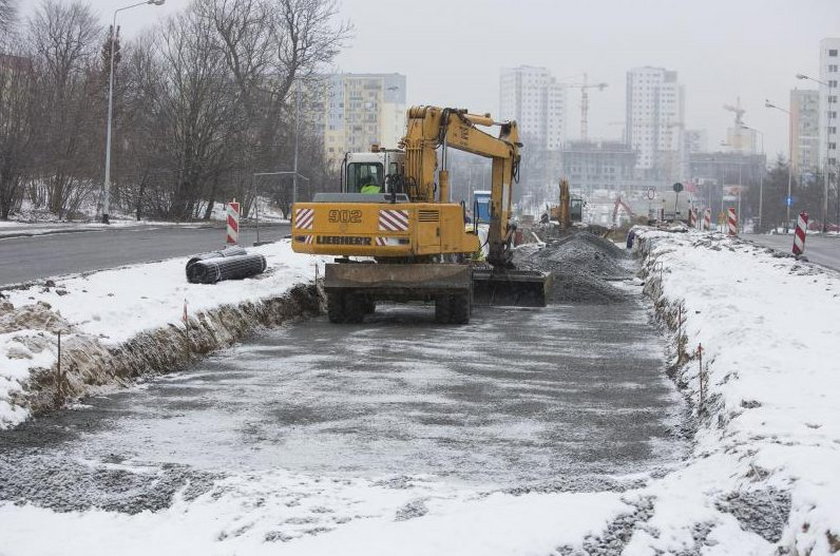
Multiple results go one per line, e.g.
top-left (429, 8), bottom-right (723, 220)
top-left (765, 98), bottom-right (794, 230)
top-left (101, 0), bottom-right (165, 224)
top-left (796, 73), bottom-right (833, 232)
top-left (740, 124), bottom-right (765, 232)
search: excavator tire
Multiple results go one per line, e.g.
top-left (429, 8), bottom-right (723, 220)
top-left (327, 292), bottom-right (346, 323)
top-left (434, 295), bottom-right (452, 324)
top-left (450, 293), bottom-right (470, 324)
top-left (343, 293), bottom-right (365, 324)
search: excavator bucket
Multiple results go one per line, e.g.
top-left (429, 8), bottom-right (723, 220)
top-left (472, 269), bottom-right (551, 307)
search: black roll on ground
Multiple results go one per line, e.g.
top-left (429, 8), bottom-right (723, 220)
top-left (186, 254), bottom-right (267, 284)
top-left (186, 246), bottom-right (248, 269)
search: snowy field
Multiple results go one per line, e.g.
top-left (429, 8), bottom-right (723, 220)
top-left (1, 229), bottom-right (839, 554)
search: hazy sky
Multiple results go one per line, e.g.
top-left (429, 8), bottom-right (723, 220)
top-left (24, 0), bottom-right (840, 158)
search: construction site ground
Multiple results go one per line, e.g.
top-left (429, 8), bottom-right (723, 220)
top-left (0, 232), bottom-right (694, 554)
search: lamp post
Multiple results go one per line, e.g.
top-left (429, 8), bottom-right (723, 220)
top-left (796, 73), bottom-right (833, 232)
top-left (740, 124), bottom-right (764, 232)
top-left (765, 99), bottom-right (794, 231)
top-left (101, 0), bottom-right (165, 224)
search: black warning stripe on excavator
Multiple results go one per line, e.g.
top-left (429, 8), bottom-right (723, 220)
top-left (316, 236), bottom-right (372, 246)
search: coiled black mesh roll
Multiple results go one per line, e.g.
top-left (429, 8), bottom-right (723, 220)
top-left (186, 253), bottom-right (267, 284)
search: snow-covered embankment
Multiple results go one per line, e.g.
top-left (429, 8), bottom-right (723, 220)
top-left (629, 229), bottom-right (840, 554)
top-left (0, 241), bottom-right (324, 429)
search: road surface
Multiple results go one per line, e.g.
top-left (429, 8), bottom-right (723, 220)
top-left (746, 233), bottom-right (840, 272)
top-left (0, 285), bottom-right (688, 514)
top-left (0, 223), bottom-right (290, 286)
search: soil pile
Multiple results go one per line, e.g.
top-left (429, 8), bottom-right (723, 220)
top-left (514, 231), bottom-right (633, 304)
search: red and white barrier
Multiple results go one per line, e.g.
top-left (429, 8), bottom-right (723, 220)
top-left (703, 208), bottom-right (711, 231)
top-left (792, 211), bottom-right (808, 256)
top-left (727, 207), bottom-right (737, 236)
top-left (226, 200), bottom-right (240, 245)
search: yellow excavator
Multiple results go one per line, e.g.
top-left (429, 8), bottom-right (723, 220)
top-left (291, 105), bottom-right (549, 324)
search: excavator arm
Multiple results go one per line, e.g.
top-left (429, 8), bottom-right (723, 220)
top-left (400, 106), bottom-right (521, 267)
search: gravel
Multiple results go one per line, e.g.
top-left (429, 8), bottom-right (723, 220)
top-left (0, 452), bottom-right (218, 514)
top-left (716, 488), bottom-right (791, 543)
top-left (556, 496), bottom-right (655, 555)
top-left (515, 231), bottom-right (633, 304)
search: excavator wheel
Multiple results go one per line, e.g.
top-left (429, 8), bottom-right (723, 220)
top-left (450, 293), bottom-right (471, 324)
top-left (434, 296), bottom-right (452, 324)
top-left (327, 292), bottom-right (346, 323)
top-left (343, 293), bottom-right (365, 324)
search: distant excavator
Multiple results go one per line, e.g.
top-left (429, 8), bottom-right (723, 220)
top-left (546, 179), bottom-right (584, 230)
top-left (611, 196), bottom-right (637, 228)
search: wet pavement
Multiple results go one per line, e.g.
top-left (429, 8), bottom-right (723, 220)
top-left (0, 277), bottom-right (689, 512)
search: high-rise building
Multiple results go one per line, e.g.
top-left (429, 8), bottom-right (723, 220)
top-left (561, 140), bottom-right (639, 194)
top-left (683, 130), bottom-right (708, 154)
top-left (818, 38), bottom-right (839, 171)
top-left (322, 73), bottom-right (406, 167)
top-left (499, 66), bottom-right (566, 150)
top-left (790, 89), bottom-right (820, 172)
top-left (625, 67), bottom-right (684, 181)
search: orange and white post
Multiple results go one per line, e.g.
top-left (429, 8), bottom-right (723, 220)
top-left (792, 211), bottom-right (808, 256)
top-left (226, 199), bottom-right (240, 245)
top-left (727, 207), bottom-right (738, 236)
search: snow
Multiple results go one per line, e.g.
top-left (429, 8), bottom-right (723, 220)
top-left (627, 228), bottom-right (840, 554)
top-left (0, 240), bottom-right (323, 428)
top-left (0, 469), bottom-right (630, 556)
top-left (2, 227), bottom-right (840, 553)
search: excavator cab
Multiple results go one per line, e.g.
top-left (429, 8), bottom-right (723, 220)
top-left (342, 149), bottom-right (405, 195)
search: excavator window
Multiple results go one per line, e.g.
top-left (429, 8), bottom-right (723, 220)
top-left (347, 162), bottom-right (384, 193)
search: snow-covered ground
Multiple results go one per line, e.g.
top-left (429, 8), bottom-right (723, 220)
top-left (2, 228), bottom-right (839, 554)
top-left (625, 229), bottom-right (840, 554)
top-left (0, 240), bottom-right (321, 429)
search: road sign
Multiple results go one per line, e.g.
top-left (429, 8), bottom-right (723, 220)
top-left (786, 196), bottom-right (793, 207)
top-left (672, 182), bottom-right (683, 193)
top-left (647, 188), bottom-right (656, 200)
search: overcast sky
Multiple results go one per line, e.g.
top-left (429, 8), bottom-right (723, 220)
top-left (25, 0), bottom-right (840, 158)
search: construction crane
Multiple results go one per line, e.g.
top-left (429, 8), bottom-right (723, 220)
top-left (723, 97), bottom-right (746, 127)
top-left (723, 97), bottom-right (748, 153)
top-left (560, 73), bottom-right (608, 141)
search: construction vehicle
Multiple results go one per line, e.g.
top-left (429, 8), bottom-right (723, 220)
top-left (291, 105), bottom-right (549, 324)
top-left (548, 179), bottom-right (584, 229)
top-left (611, 196), bottom-right (637, 228)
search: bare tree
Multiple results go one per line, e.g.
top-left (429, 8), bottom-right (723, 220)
top-left (0, 47), bottom-right (38, 219)
top-left (0, 0), bottom-right (16, 34)
top-left (149, 8), bottom-right (246, 220)
top-left (28, 0), bottom-right (103, 218)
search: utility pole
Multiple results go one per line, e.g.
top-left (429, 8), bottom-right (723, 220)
top-left (292, 85), bottom-right (300, 204)
top-left (101, 0), bottom-right (165, 224)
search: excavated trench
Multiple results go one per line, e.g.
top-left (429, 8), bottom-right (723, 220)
top-left (0, 231), bottom-right (691, 519)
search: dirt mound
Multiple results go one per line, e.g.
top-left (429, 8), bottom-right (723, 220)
top-left (0, 301), bottom-right (71, 334)
top-left (514, 231), bottom-right (632, 304)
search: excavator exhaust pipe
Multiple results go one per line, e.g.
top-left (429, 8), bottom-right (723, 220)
top-left (472, 269), bottom-right (551, 307)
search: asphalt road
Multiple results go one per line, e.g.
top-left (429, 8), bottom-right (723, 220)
top-left (0, 286), bottom-right (688, 513)
top-left (746, 233), bottom-right (840, 272)
top-left (0, 223), bottom-right (290, 286)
